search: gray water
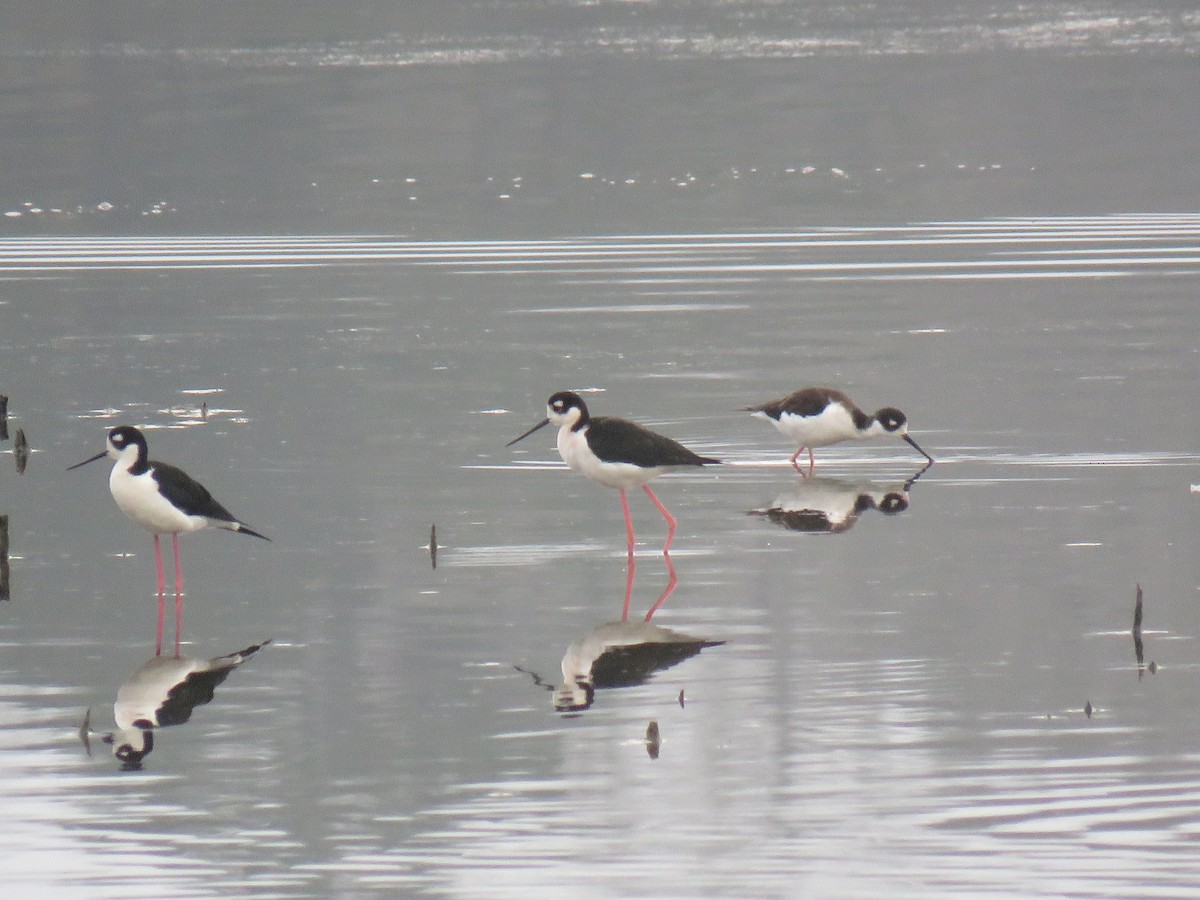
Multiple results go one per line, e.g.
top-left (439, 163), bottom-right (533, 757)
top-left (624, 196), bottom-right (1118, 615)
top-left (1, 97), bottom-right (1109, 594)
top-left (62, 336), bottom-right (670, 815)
top-left (2, 2), bottom-right (1199, 897)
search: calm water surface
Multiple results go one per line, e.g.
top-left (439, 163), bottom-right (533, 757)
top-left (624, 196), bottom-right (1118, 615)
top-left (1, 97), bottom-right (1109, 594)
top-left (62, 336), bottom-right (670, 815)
top-left (2, 3), bottom-right (1199, 897)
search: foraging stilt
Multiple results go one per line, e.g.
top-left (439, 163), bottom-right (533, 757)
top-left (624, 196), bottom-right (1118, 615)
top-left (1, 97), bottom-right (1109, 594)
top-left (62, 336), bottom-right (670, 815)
top-left (747, 387), bottom-right (933, 475)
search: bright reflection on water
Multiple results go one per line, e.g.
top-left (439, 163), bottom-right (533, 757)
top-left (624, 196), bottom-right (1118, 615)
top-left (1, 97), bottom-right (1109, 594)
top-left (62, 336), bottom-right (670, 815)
top-left (3, 4), bottom-right (1200, 896)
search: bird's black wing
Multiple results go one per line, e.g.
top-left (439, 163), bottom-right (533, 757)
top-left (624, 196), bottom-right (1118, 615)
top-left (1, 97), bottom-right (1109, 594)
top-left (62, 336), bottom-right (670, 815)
top-left (587, 417), bottom-right (719, 467)
top-left (150, 459), bottom-right (237, 522)
top-left (749, 387), bottom-right (870, 429)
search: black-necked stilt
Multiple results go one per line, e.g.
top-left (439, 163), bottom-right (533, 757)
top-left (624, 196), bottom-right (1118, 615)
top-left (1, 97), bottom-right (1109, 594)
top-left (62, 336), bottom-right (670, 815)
top-left (69, 425), bottom-right (268, 652)
top-left (746, 387), bottom-right (934, 476)
top-left (507, 391), bottom-right (719, 556)
top-left (81, 641), bottom-right (269, 768)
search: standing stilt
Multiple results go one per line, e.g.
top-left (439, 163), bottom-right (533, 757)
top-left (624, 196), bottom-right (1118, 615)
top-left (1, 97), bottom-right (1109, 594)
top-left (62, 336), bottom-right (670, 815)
top-left (506, 391), bottom-right (719, 556)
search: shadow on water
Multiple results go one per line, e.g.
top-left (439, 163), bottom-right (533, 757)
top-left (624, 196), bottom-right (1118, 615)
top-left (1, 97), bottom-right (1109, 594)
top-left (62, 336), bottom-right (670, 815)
top-left (80, 640), bottom-right (270, 770)
top-left (748, 461), bottom-right (931, 534)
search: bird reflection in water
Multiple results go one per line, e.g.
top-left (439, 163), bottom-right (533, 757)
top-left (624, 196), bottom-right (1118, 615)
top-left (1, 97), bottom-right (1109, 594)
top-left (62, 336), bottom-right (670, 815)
top-left (552, 619), bottom-right (724, 713)
top-left (517, 563), bottom-right (723, 714)
top-left (749, 462), bottom-right (932, 535)
top-left (80, 641), bottom-right (270, 770)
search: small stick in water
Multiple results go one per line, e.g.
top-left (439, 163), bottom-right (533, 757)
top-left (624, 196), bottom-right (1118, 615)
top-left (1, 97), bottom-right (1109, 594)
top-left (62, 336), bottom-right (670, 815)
top-left (1084, 701), bottom-right (1093, 719)
top-left (429, 524), bottom-right (438, 570)
top-left (13, 428), bottom-right (29, 474)
top-left (1133, 584), bottom-right (1145, 677)
top-left (79, 708), bottom-right (93, 756)
top-left (0, 394), bottom-right (8, 441)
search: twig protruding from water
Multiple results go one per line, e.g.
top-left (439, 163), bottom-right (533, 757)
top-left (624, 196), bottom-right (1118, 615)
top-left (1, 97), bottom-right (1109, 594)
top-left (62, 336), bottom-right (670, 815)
top-left (13, 428), bottom-right (29, 474)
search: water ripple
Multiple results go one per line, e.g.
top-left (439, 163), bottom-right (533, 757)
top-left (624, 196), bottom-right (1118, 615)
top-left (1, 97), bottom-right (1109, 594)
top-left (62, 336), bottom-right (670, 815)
top-left (2, 215), bottom-right (1198, 286)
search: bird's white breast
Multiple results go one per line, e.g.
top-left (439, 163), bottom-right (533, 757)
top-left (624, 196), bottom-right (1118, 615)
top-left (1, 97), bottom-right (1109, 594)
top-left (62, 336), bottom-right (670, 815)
top-left (110, 465), bottom-right (206, 535)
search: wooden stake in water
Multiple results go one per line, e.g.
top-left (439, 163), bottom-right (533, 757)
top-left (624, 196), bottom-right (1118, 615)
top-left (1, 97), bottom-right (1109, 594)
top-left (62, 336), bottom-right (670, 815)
top-left (0, 514), bottom-right (10, 601)
top-left (429, 524), bottom-right (438, 570)
top-left (0, 394), bottom-right (8, 441)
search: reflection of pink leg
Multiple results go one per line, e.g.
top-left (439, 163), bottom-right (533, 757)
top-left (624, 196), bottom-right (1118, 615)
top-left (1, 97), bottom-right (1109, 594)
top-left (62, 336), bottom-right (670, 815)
top-left (153, 535), bottom-right (165, 656)
top-left (643, 550), bottom-right (678, 622)
top-left (621, 555), bottom-right (637, 623)
top-left (172, 533), bottom-right (183, 658)
top-left (790, 447), bottom-right (815, 477)
top-left (642, 484), bottom-right (677, 555)
top-left (619, 488), bottom-right (636, 561)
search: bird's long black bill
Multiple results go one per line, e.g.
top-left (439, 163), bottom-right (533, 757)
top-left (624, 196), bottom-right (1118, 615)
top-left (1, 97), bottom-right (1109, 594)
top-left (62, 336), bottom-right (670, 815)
top-left (67, 451), bottom-right (107, 471)
top-left (506, 418), bottom-right (550, 448)
top-left (903, 433), bottom-right (935, 464)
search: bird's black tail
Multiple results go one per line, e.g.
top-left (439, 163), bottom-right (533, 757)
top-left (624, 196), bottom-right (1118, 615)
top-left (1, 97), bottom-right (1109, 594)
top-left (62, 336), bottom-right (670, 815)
top-left (234, 522), bottom-right (271, 541)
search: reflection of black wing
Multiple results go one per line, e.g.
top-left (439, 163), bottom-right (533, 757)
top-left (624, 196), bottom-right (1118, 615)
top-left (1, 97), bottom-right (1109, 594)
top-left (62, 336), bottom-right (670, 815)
top-left (155, 641), bottom-right (269, 727)
top-left (587, 417), bottom-right (719, 468)
top-left (591, 640), bottom-right (725, 689)
top-left (763, 493), bottom-right (875, 534)
top-left (157, 667), bottom-right (237, 726)
top-left (765, 507), bottom-right (846, 533)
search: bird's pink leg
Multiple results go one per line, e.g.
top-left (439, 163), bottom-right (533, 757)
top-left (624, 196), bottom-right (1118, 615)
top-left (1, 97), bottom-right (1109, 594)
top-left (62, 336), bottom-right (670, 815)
top-left (172, 533), bottom-right (183, 658)
top-left (790, 446), bottom-right (814, 477)
top-left (619, 488), bottom-right (636, 562)
top-left (643, 548), bottom-right (678, 622)
top-left (807, 447), bottom-right (815, 476)
top-left (153, 534), bottom-right (165, 657)
top-left (642, 484), bottom-right (678, 555)
top-left (787, 448), bottom-right (816, 480)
